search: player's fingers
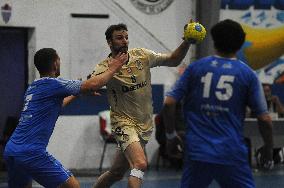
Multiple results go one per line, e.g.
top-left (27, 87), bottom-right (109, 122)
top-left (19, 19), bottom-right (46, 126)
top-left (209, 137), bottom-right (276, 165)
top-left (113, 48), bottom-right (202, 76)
top-left (184, 24), bottom-right (188, 31)
top-left (93, 92), bottom-right (101, 96)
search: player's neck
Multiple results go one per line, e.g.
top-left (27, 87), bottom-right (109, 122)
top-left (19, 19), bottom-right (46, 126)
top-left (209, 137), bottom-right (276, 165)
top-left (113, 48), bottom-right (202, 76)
top-left (40, 72), bottom-right (57, 78)
top-left (110, 51), bottom-right (130, 64)
top-left (215, 51), bottom-right (236, 59)
top-left (110, 51), bottom-right (120, 58)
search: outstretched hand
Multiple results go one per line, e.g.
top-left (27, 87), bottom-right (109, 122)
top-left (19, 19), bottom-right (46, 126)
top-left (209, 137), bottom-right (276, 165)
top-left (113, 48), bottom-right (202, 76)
top-left (90, 91), bottom-right (102, 96)
top-left (108, 52), bottom-right (128, 73)
top-left (183, 19), bottom-right (194, 41)
top-left (183, 19), bottom-right (206, 44)
top-left (256, 146), bottom-right (274, 170)
top-left (262, 146), bottom-right (274, 170)
top-left (166, 135), bottom-right (184, 160)
top-left (182, 19), bottom-right (195, 44)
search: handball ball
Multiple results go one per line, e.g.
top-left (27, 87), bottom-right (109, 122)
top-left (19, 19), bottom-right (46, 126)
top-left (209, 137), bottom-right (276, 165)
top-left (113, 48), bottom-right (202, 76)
top-left (184, 22), bottom-right (206, 43)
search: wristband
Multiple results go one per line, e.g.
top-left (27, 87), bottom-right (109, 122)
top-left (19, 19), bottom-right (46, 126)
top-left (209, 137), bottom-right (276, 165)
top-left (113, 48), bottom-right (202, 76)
top-left (166, 131), bottom-right (178, 140)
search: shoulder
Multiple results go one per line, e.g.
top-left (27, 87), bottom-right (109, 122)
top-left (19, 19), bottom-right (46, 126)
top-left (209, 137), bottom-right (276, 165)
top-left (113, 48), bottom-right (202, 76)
top-left (187, 56), bottom-right (213, 69)
top-left (129, 48), bottom-right (157, 56)
top-left (96, 59), bottom-right (109, 67)
top-left (235, 60), bottom-right (257, 77)
top-left (31, 78), bottom-right (65, 91)
top-left (49, 78), bottom-right (81, 88)
top-left (92, 59), bottom-right (109, 76)
top-left (34, 77), bottom-right (60, 85)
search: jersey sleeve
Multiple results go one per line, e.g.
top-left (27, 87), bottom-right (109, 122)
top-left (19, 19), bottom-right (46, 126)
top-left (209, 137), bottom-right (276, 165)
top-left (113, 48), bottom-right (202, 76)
top-left (54, 78), bottom-right (82, 97)
top-left (247, 72), bottom-right (268, 116)
top-left (166, 65), bottom-right (192, 101)
top-left (142, 48), bottom-right (169, 68)
top-left (91, 61), bottom-right (109, 77)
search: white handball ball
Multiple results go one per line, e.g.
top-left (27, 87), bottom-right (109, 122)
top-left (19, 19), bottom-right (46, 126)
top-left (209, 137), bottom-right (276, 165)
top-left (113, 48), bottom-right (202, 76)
top-left (184, 22), bottom-right (206, 43)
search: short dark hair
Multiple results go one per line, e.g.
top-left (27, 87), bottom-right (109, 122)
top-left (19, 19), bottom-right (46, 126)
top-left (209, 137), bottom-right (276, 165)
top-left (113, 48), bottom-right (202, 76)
top-left (211, 19), bottom-right (246, 54)
top-left (105, 23), bottom-right (128, 41)
top-left (34, 48), bottom-right (58, 74)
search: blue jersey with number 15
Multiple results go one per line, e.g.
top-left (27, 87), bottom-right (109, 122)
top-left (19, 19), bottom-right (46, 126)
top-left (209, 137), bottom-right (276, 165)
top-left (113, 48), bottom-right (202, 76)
top-left (167, 56), bottom-right (268, 165)
top-left (5, 77), bottom-right (82, 155)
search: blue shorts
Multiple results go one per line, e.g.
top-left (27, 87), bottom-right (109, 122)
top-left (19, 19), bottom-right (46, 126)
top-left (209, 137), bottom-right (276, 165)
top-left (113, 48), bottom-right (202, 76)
top-left (181, 159), bottom-right (255, 188)
top-left (4, 151), bottom-right (73, 188)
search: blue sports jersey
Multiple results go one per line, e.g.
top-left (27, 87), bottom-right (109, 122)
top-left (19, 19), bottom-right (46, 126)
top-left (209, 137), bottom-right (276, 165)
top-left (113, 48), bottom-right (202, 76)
top-left (167, 56), bottom-right (268, 165)
top-left (5, 77), bottom-right (82, 155)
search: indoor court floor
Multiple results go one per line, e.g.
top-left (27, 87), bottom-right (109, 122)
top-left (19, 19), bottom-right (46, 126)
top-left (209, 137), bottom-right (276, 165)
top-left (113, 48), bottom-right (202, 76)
top-left (1, 165), bottom-right (284, 188)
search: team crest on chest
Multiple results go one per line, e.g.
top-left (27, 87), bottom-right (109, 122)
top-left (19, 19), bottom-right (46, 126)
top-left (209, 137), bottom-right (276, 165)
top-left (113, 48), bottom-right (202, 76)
top-left (135, 60), bottom-right (143, 70)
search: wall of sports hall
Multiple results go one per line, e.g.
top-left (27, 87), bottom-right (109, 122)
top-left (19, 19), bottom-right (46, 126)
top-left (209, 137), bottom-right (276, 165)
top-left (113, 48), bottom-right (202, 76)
top-left (0, 0), bottom-right (210, 170)
top-left (1, 0), bottom-right (282, 171)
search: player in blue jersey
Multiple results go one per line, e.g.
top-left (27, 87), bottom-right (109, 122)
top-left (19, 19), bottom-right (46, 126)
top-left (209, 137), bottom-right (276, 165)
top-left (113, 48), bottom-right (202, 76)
top-left (3, 48), bottom-right (127, 188)
top-left (163, 19), bottom-right (274, 188)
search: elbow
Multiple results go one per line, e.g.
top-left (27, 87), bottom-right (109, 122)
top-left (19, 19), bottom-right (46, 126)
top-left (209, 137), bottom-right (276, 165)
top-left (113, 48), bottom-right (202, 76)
top-left (172, 61), bottom-right (181, 67)
top-left (169, 57), bottom-right (181, 67)
top-left (81, 80), bottom-right (100, 93)
top-left (166, 55), bottom-right (182, 67)
top-left (163, 96), bottom-right (177, 111)
top-left (257, 113), bottom-right (272, 122)
top-left (257, 113), bottom-right (273, 129)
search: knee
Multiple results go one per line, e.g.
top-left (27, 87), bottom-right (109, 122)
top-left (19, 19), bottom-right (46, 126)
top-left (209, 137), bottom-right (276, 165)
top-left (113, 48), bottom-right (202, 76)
top-left (132, 159), bottom-right (147, 171)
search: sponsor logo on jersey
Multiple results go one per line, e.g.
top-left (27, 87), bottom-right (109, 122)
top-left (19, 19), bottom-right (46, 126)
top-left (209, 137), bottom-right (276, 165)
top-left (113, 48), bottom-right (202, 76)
top-left (222, 63), bottom-right (232, 69)
top-left (131, 75), bottom-right (137, 83)
top-left (122, 81), bottom-right (147, 93)
top-left (210, 60), bottom-right (218, 67)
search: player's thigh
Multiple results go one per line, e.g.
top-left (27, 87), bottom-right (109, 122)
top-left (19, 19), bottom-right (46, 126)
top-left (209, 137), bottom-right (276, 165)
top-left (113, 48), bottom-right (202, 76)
top-left (4, 155), bottom-right (32, 188)
top-left (181, 159), bottom-right (213, 188)
top-left (109, 149), bottom-right (130, 175)
top-left (23, 151), bottom-right (73, 188)
top-left (124, 141), bottom-right (147, 169)
top-left (214, 162), bottom-right (255, 188)
top-left (112, 122), bottom-right (140, 152)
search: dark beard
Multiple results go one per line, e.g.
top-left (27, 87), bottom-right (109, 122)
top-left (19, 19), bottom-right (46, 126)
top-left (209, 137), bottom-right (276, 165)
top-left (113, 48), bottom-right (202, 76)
top-left (116, 46), bottom-right (128, 53)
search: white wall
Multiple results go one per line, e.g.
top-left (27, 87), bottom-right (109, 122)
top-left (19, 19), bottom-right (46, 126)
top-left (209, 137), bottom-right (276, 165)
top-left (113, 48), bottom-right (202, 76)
top-left (0, 0), bottom-right (195, 169)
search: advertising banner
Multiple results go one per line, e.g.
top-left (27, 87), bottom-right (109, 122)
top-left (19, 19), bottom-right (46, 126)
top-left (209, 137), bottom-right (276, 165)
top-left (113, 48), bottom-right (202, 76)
top-left (220, 0), bottom-right (284, 84)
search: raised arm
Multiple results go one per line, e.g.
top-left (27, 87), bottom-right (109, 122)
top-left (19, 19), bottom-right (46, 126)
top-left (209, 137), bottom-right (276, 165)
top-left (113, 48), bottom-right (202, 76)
top-left (161, 21), bottom-right (205, 67)
top-left (80, 52), bottom-right (127, 93)
top-left (61, 54), bottom-right (127, 107)
top-left (162, 40), bottom-right (192, 67)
